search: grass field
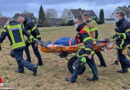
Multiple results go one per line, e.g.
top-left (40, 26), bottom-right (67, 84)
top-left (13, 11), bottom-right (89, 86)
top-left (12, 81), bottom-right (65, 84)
top-left (0, 24), bottom-right (130, 90)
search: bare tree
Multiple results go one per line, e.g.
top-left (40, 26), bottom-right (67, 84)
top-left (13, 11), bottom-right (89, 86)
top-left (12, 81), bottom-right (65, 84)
top-left (61, 9), bottom-right (71, 23)
top-left (0, 13), bottom-right (3, 17)
top-left (45, 9), bottom-right (58, 18)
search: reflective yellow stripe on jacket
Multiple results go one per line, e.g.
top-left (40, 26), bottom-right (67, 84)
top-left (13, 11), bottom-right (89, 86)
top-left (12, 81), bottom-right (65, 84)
top-left (116, 29), bottom-right (130, 49)
top-left (27, 26), bottom-right (37, 33)
top-left (126, 29), bottom-right (130, 33)
top-left (7, 24), bottom-right (26, 49)
top-left (90, 27), bottom-right (98, 32)
top-left (82, 26), bottom-right (97, 44)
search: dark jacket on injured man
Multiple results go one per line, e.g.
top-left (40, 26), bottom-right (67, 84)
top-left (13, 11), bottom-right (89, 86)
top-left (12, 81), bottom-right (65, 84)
top-left (46, 37), bottom-right (76, 46)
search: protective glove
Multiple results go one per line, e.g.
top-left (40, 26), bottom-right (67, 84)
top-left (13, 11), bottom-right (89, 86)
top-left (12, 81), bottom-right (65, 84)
top-left (81, 57), bottom-right (87, 63)
top-left (29, 36), bottom-right (38, 43)
top-left (39, 40), bottom-right (44, 47)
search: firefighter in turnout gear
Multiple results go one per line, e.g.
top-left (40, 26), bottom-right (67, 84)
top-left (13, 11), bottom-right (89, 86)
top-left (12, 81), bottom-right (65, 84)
top-left (66, 18), bottom-right (99, 83)
top-left (17, 16), bottom-right (44, 66)
top-left (113, 12), bottom-right (130, 73)
top-left (82, 13), bottom-right (106, 67)
top-left (0, 21), bottom-right (38, 76)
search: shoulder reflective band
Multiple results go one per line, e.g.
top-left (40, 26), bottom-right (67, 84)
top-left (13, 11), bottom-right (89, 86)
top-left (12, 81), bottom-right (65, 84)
top-left (32, 26), bottom-right (37, 31)
top-left (7, 24), bottom-right (22, 30)
top-left (2, 29), bottom-right (6, 32)
top-left (83, 37), bottom-right (92, 42)
top-left (126, 29), bottom-right (130, 33)
top-left (36, 35), bottom-right (41, 38)
top-left (83, 26), bottom-right (90, 33)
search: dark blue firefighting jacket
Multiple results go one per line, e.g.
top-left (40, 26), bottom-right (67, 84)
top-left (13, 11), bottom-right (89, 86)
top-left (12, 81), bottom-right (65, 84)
top-left (76, 24), bottom-right (94, 56)
top-left (0, 21), bottom-right (33, 50)
top-left (23, 19), bottom-right (41, 41)
top-left (115, 18), bottom-right (130, 49)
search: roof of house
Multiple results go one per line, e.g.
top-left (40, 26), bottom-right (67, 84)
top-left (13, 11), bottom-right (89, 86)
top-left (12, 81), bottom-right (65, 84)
top-left (13, 11), bottom-right (35, 20)
top-left (0, 17), bottom-right (10, 25)
top-left (70, 8), bottom-right (83, 18)
top-left (83, 10), bottom-right (97, 18)
top-left (70, 8), bottom-right (97, 19)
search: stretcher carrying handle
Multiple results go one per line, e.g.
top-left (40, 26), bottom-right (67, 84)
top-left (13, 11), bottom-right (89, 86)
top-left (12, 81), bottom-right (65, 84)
top-left (38, 41), bottom-right (70, 60)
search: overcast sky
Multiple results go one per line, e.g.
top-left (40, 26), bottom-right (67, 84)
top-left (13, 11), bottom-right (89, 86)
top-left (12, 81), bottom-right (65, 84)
top-left (0, 0), bottom-right (129, 18)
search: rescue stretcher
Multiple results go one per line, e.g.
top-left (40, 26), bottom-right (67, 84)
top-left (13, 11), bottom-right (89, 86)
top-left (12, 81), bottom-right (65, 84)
top-left (40, 39), bottom-right (115, 75)
top-left (40, 39), bottom-right (115, 53)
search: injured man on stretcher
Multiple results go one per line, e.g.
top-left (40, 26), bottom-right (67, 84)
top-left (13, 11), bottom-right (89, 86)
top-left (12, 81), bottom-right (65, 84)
top-left (42, 36), bottom-right (115, 54)
top-left (46, 37), bottom-right (76, 47)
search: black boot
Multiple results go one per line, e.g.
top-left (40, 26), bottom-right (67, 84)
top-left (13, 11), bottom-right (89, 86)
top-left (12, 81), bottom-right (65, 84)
top-left (14, 70), bottom-right (24, 73)
top-left (26, 59), bottom-right (31, 63)
top-left (33, 65), bottom-right (38, 76)
top-left (37, 63), bottom-right (43, 66)
top-left (65, 77), bottom-right (76, 83)
top-left (87, 78), bottom-right (99, 82)
top-left (98, 65), bottom-right (106, 67)
top-left (112, 60), bottom-right (119, 65)
top-left (117, 70), bottom-right (128, 73)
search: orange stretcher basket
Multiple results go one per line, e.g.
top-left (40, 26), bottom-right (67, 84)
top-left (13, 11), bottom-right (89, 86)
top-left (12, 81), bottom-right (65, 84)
top-left (40, 40), bottom-right (115, 53)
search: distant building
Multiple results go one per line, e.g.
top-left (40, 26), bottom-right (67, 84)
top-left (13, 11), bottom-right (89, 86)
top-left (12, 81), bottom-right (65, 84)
top-left (82, 10), bottom-right (98, 19)
top-left (62, 8), bottom-right (98, 23)
top-left (0, 17), bottom-right (10, 28)
top-left (105, 18), bottom-right (115, 24)
top-left (110, 5), bottom-right (130, 21)
top-left (13, 10), bottom-right (36, 23)
top-left (48, 18), bottom-right (64, 27)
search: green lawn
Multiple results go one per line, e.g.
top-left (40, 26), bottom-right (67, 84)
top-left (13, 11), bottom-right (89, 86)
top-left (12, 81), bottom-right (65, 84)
top-left (0, 24), bottom-right (129, 90)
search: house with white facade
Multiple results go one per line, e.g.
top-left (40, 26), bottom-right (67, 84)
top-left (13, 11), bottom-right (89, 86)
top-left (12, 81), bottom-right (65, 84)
top-left (62, 8), bottom-right (98, 23)
top-left (105, 18), bottom-right (115, 24)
